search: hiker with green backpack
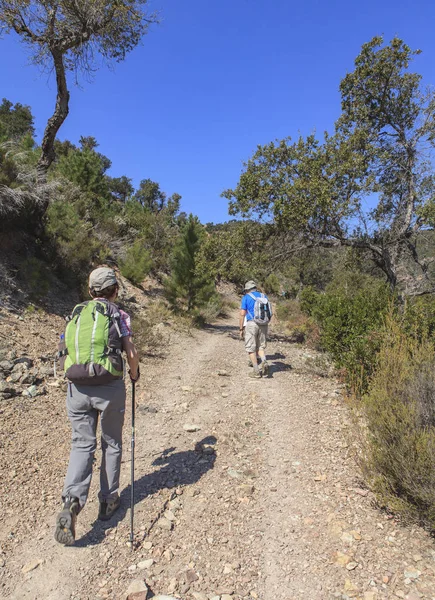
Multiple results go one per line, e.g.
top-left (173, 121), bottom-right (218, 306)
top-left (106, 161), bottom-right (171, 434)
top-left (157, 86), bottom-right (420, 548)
top-left (54, 267), bottom-right (140, 546)
top-left (239, 280), bottom-right (272, 378)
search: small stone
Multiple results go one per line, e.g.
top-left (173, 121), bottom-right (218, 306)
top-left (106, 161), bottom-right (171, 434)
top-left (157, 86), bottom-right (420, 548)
top-left (183, 424), bottom-right (201, 432)
top-left (128, 564), bottom-right (137, 572)
top-left (227, 468), bottom-right (243, 479)
top-left (22, 559), bottom-right (43, 573)
top-left (239, 484), bottom-right (255, 496)
top-left (221, 595), bottom-right (233, 600)
top-left (0, 558), bottom-right (5, 567)
top-left (403, 569), bottom-right (420, 580)
top-left (164, 510), bottom-right (176, 521)
top-left (181, 386), bottom-right (193, 392)
top-left (158, 517), bottom-right (173, 531)
top-left (341, 532), bottom-right (354, 544)
top-left (223, 564), bottom-right (233, 574)
top-left (363, 593), bottom-right (378, 600)
top-left (346, 562), bottom-right (358, 571)
top-left (395, 592), bottom-right (405, 599)
top-left (334, 552), bottom-right (351, 566)
top-left (350, 530), bottom-right (362, 540)
top-left (185, 568), bottom-right (198, 583)
top-left (127, 591), bottom-right (148, 600)
top-left (143, 541), bottom-right (153, 550)
top-left (163, 549), bottom-right (173, 561)
top-left (221, 393), bottom-right (229, 398)
top-left (137, 559), bottom-right (154, 570)
top-left (217, 370), bottom-right (229, 376)
top-left (412, 554), bottom-right (423, 562)
top-left (126, 580), bottom-right (148, 596)
top-left (192, 593), bottom-right (208, 600)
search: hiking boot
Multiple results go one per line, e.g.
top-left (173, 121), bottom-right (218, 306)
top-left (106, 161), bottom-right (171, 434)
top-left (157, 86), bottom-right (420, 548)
top-left (98, 495), bottom-right (121, 521)
top-left (261, 361), bottom-right (270, 377)
top-left (249, 369), bottom-right (262, 379)
top-left (54, 496), bottom-right (80, 546)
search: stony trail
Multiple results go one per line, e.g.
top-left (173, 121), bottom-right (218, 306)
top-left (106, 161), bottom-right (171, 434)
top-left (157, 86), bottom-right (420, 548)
top-left (1, 312), bottom-right (435, 600)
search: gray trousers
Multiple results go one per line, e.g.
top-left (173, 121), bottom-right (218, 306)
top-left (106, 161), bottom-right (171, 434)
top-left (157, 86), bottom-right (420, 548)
top-left (62, 379), bottom-right (126, 508)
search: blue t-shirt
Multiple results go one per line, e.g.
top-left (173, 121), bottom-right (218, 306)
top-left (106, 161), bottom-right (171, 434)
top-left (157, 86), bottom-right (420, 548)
top-left (241, 290), bottom-right (263, 322)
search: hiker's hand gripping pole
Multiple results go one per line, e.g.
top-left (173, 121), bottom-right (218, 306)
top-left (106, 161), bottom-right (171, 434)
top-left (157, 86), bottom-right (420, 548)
top-left (130, 380), bottom-right (135, 547)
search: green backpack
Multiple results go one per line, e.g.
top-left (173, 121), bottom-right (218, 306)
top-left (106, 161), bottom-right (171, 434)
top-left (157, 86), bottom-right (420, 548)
top-left (60, 300), bottom-right (124, 385)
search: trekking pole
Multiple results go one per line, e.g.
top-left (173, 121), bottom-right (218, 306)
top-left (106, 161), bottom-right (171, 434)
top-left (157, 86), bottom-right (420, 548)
top-left (130, 380), bottom-right (135, 547)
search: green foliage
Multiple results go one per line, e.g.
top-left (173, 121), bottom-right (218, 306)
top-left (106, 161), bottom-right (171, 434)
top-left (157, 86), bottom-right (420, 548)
top-left (46, 200), bottom-right (107, 286)
top-left (120, 240), bottom-right (152, 286)
top-left (361, 316), bottom-right (435, 527)
top-left (222, 37), bottom-right (435, 294)
top-left (165, 215), bottom-right (217, 312)
top-left (0, 98), bottom-right (34, 141)
top-left (263, 273), bottom-right (281, 295)
top-left (57, 147), bottom-right (109, 197)
top-left (274, 298), bottom-right (320, 346)
top-left (300, 273), bottom-right (392, 389)
top-left (19, 256), bottom-right (51, 300)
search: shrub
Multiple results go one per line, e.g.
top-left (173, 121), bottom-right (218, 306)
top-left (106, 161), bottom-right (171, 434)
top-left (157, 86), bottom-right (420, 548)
top-left (361, 316), bottom-right (435, 527)
top-left (192, 295), bottom-right (224, 326)
top-left (263, 273), bottom-right (281, 295)
top-left (120, 240), bottom-right (152, 286)
top-left (19, 256), bottom-right (50, 300)
top-left (46, 200), bottom-right (107, 287)
top-left (300, 276), bottom-right (392, 391)
top-left (274, 298), bottom-right (320, 346)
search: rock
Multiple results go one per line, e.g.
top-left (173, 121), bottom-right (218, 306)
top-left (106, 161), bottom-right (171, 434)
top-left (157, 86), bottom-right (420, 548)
top-left (158, 517), bottom-right (173, 531)
top-left (163, 549), bottom-right (173, 561)
top-left (143, 541), bottom-right (153, 550)
top-left (181, 386), bottom-right (193, 392)
top-left (334, 552), bottom-right (351, 566)
top-left (20, 373), bottom-right (36, 385)
top-left (0, 360), bottom-right (14, 373)
top-left (127, 592), bottom-right (148, 600)
top-left (185, 568), bottom-right (198, 583)
top-left (183, 424), bottom-right (201, 432)
top-left (227, 468), bottom-right (243, 479)
top-left (137, 559), bottom-right (154, 570)
top-left (346, 561), bottom-right (358, 571)
top-left (125, 579), bottom-right (148, 596)
top-left (221, 596), bottom-right (233, 600)
top-left (153, 597), bottom-right (179, 600)
top-left (0, 382), bottom-right (16, 395)
top-left (14, 357), bottom-right (33, 368)
top-left (341, 532), bottom-right (355, 544)
top-left (363, 593), bottom-right (378, 600)
top-left (0, 558), bottom-right (5, 567)
top-left (22, 385), bottom-right (40, 398)
top-left (403, 569), bottom-right (420, 580)
top-left (217, 370), bottom-right (229, 376)
top-left (22, 558), bottom-right (43, 573)
top-left (164, 510), bottom-right (176, 521)
top-left (192, 593), bottom-right (208, 600)
top-left (239, 484), bottom-right (255, 496)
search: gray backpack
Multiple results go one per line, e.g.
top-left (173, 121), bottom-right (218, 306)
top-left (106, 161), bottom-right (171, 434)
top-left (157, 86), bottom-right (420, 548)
top-left (248, 293), bottom-right (272, 324)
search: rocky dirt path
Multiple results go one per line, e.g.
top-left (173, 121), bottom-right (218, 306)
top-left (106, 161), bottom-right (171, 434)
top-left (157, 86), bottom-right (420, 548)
top-left (2, 312), bottom-right (435, 600)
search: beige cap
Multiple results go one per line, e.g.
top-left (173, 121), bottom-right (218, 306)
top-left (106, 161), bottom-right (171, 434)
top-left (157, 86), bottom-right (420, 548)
top-left (89, 267), bottom-right (118, 292)
top-left (244, 280), bottom-right (257, 291)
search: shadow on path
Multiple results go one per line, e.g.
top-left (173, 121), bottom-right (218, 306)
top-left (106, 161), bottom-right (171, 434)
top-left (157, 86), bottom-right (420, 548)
top-left (75, 436), bottom-right (217, 547)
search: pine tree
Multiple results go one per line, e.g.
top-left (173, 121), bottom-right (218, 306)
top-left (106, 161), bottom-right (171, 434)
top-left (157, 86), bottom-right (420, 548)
top-left (165, 215), bottom-right (216, 311)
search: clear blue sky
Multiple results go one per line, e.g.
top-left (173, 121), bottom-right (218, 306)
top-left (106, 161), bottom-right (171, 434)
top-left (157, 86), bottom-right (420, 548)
top-left (1, 0), bottom-right (435, 223)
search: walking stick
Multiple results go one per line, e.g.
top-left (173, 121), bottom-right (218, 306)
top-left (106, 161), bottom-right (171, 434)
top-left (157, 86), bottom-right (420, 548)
top-left (130, 380), bottom-right (135, 547)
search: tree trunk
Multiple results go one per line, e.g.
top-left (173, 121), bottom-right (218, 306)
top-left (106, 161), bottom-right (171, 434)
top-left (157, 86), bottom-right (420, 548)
top-left (36, 48), bottom-right (70, 215)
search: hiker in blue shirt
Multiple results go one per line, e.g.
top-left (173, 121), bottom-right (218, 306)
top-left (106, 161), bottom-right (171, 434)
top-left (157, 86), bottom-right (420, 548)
top-left (239, 280), bottom-right (272, 378)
